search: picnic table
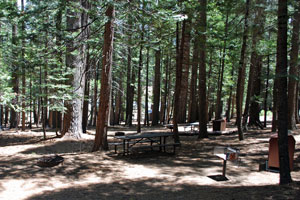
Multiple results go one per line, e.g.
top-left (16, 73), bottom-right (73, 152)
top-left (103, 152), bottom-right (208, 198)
top-left (113, 132), bottom-right (179, 155)
top-left (184, 122), bottom-right (199, 132)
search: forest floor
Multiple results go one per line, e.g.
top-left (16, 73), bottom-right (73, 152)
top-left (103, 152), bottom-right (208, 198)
top-left (0, 122), bottom-right (300, 200)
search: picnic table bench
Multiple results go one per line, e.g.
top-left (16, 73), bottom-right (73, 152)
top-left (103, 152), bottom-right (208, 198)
top-left (112, 132), bottom-right (180, 155)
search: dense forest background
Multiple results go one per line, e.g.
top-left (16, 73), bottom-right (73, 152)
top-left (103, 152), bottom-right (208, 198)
top-left (0, 0), bottom-right (298, 184)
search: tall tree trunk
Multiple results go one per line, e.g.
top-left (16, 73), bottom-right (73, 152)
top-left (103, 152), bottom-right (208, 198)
top-left (21, 0), bottom-right (26, 131)
top-left (264, 54), bottom-right (270, 127)
top-left (0, 105), bottom-right (3, 127)
top-left (161, 53), bottom-right (170, 124)
top-left (173, 21), bottom-right (182, 144)
top-left (215, 7), bottom-right (229, 120)
top-left (82, 1), bottom-right (91, 133)
top-left (144, 47), bottom-right (150, 126)
top-left (178, 19), bottom-right (191, 123)
top-left (82, 55), bottom-right (90, 133)
top-left (126, 14), bottom-right (133, 126)
top-left (114, 69), bottom-right (123, 124)
top-left (287, 0), bottom-right (300, 130)
top-left (226, 67), bottom-right (235, 122)
top-left (249, 56), bottom-right (263, 126)
top-left (137, 29), bottom-right (143, 132)
top-left (4, 106), bottom-right (9, 127)
top-left (10, 2), bottom-right (19, 129)
top-left (243, 0), bottom-right (265, 129)
top-left (92, 4), bottom-right (114, 151)
top-left (188, 38), bottom-right (199, 123)
top-left (236, 0), bottom-right (250, 141)
top-left (152, 50), bottom-right (161, 126)
top-left (63, 0), bottom-right (88, 139)
top-left (295, 84), bottom-right (299, 123)
top-left (198, 0), bottom-right (208, 138)
top-left (276, 0), bottom-right (292, 185)
top-left (92, 62), bottom-right (99, 126)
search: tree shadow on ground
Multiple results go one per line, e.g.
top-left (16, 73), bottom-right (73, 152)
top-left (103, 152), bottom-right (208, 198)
top-left (27, 179), bottom-right (300, 200)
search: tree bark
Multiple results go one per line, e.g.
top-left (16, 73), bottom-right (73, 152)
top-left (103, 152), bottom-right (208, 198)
top-left (152, 50), bottom-right (161, 126)
top-left (198, 0), bottom-right (208, 138)
top-left (172, 21), bottom-right (182, 144)
top-left (236, 0), bottom-right (250, 141)
top-left (188, 38), bottom-right (199, 123)
top-left (144, 47), bottom-right (150, 126)
top-left (178, 19), bottom-right (191, 123)
top-left (10, 2), bottom-right (19, 129)
top-left (21, 0), bottom-right (26, 131)
top-left (137, 29), bottom-right (143, 132)
top-left (264, 54), bottom-right (270, 127)
top-left (92, 4), bottom-right (115, 151)
top-left (215, 7), bottom-right (229, 120)
top-left (249, 56), bottom-right (263, 127)
top-left (63, 0), bottom-right (88, 139)
top-left (287, 0), bottom-right (300, 130)
top-left (276, 0), bottom-right (292, 185)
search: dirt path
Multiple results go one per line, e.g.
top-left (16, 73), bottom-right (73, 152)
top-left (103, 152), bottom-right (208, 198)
top-left (0, 126), bottom-right (299, 200)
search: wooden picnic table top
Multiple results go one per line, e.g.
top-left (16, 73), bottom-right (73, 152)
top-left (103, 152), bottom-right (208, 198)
top-left (114, 132), bottom-right (174, 140)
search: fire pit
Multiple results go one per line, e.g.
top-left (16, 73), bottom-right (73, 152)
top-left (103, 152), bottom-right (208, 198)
top-left (37, 155), bottom-right (64, 167)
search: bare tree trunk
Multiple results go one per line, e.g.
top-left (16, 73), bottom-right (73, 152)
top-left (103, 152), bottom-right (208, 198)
top-left (114, 69), bottom-right (123, 125)
top-left (92, 4), bottom-right (114, 151)
top-left (63, 0), bottom-right (88, 139)
top-left (152, 50), bottom-right (161, 126)
top-left (226, 67), bottom-right (234, 122)
top-left (0, 105), bottom-right (3, 127)
top-left (173, 21), bottom-right (182, 144)
top-left (21, 0), bottom-right (26, 131)
top-left (276, 0), bottom-right (292, 185)
top-left (137, 29), bottom-right (143, 132)
top-left (92, 63), bottom-right (99, 126)
top-left (198, 0), bottom-right (208, 138)
top-left (264, 54), bottom-right (270, 127)
top-left (249, 56), bottom-right (263, 127)
top-left (188, 38), bottom-right (199, 123)
top-left (10, 2), bottom-right (19, 129)
top-left (215, 7), bottom-right (229, 120)
top-left (295, 84), bottom-right (299, 123)
top-left (162, 53), bottom-right (170, 124)
top-left (287, 0), bottom-right (300, 130)
top-left (82, 55), bottom-right (90, 133)
top-left (144, 47), bottom-right (150, 126)
top-left (178, 19), bottom-right (191, 123)
top-left (82, 1), bottom-right (91, 133)
top-left (236, 0), bottom-right (250, 141)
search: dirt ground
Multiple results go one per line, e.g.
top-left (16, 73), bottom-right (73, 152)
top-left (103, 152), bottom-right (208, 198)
top-left (0, 124), bottom-right (299, 200)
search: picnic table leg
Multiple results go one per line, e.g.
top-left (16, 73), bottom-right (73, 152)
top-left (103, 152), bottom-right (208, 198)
top-left (123, 140), bottom-right (126, 156)
top-left (222, 160), bottom-right (227, 177)
top-left (163, 136), bottom-right (166, 152)
top-left (126, 139), bottom-right (130, 155)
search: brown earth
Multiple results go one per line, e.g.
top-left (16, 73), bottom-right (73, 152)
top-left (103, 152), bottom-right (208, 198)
top-left (0, 124), bottom-right (299, 200)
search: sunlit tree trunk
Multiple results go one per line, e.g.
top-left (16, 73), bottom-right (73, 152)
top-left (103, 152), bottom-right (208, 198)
top-left (92, 4), bottom-right (115, 151)
top-left (63, 0), bottom-right (88, 139)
